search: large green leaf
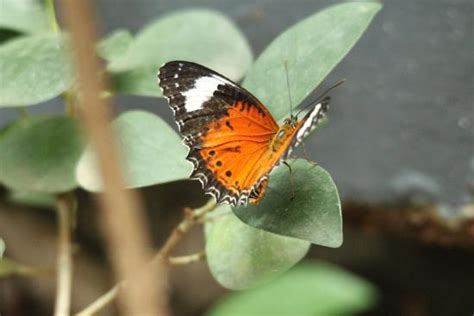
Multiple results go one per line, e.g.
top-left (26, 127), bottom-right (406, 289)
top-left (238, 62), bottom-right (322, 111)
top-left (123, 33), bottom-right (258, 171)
top-left (243, 2), bottom-right (381, 121)
top-left (0, 0), bottom-right (49, 34)
top-left (97, 29), bottom-right (133, 63)
top-left (0, 33), bottom-right (73, 107)
top-left (205, 208), bottom-right (310, 290)
top-left (233, 159), bottom-right (342, 247)
top-left (206, 261), bottom-right (377, 316)
top-left (108, 9), bottom-right (253, 96)
top-left (76, 110), bottom-right (191, 191)
top-left (0, 116), bottom-right (83, 192)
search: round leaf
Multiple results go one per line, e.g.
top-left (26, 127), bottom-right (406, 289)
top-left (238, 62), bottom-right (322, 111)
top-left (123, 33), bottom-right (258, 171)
top-left (206, 261), bottom-right (377, 316)
top-left (243, 2), bottom-right (382, 120)
top-left (0, 0), bottom-right (49, 34)
top-left (108, 9), bottom-right (253, 96)
top-left (97, 29), bottom-right (133, 62)
top-left (233, 159), bottom-right (342, 247)
top-left (0, 116), bottom-right (83, 192)
top-left (110, 66), bottom-right (159, 97)
top-left (205, 209), bottom-right (310, 290)
top-left (76, 110), bottom-right (191, 191)
top-left (0, 33), bottom-right (73, 107)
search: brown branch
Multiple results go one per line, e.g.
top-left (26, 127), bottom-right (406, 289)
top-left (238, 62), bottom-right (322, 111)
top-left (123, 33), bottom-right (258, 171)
top-left (76, 199), bottom-right (216, 316)
top-left (59, 1), bottom-right (165, 315)
top-left (54, 193), bottom-right (74, 316)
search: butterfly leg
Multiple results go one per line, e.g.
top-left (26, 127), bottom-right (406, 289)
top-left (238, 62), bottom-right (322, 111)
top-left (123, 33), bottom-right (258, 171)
top-left (283, 161), bottom-right (296, 201)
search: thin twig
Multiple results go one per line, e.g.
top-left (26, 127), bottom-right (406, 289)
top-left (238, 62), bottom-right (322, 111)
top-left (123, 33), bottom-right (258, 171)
top-left (168, 251), bottom-right (206, 266)
top-left (76, 199), bottom-right (217, 316)
top-left (54, 193), bottom-right (74, 316)
top-left (60, 1), bottom-right (164, 315)
top-left (154, 199), bottom-right (217, 262)
top-left (17, 265), bottom-right (56, 277)
top-left (75, 283), bottom-right (122, 316)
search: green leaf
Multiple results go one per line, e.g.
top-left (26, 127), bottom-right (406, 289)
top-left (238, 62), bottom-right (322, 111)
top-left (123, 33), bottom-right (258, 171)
top-left (108, 9), bottom-right (253, 96)
top-left (0, 116), bottom-right (84, 192)
top-left (233, 159), bottom-right (342, 247)
top-left (76, 110), bottom-right (191, 191)
top-left (0, 238), bottom-right (4, 258)
top-left (206, 261), bottom-right (377, 316)
top-left (110, 66), bottom-right (159, 97)
top-left (8, 190), bottom-right (56, 208)
top-left (205, 208), bottom-right (310, 290)
top-left (0, 0), bottom-right (49, 34)
top-left (97, 29), bottom-right (133, 62)
top-left (243, 2), bottom-right (381, 121)
top-left (0, 33), bottom-right (73, 107)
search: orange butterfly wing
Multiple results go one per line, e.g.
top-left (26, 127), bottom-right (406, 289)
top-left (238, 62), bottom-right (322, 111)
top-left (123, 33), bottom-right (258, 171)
top-left (158, 61), bottom-right (330, 206)
top-left (159, 61), bottom-right (279, 205)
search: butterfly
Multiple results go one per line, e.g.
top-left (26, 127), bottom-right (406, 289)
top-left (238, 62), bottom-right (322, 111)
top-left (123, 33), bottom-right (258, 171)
top-left (158, 61), bottom-right (331, 207)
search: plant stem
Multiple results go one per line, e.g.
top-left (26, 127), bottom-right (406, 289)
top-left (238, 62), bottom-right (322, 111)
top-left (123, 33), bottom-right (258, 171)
top-left (45, 0), bottom-right (78, 117)
top-left (61, 1), bottom-right (165, 314)
top-left (75, 283), bottom-right (122, 316)
top-left (75, 199), bottom-right (217, 316)
top-left (153, 199), bottom-right (216, 263)
top-left (17, 265), bottom-right (55, 277)
top-left (54, 193), bottom-right (75, 316)
top-left (169, 251), bottom-right (206, 266)
top-left (45, 0), bottom-right (60, 33)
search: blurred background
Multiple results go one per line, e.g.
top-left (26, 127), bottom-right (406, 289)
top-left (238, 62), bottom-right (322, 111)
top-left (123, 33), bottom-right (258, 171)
top-left (1, 0), bottom-right (473, 315)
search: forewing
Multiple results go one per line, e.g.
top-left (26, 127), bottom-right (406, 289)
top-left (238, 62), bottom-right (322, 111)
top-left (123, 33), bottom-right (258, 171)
top-left (158, 61), bottom-right (279, 205)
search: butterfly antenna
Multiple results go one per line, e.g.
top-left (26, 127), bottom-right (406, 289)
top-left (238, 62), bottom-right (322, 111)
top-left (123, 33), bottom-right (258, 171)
top-left (296, 79), bottom-right (346, 117)
top-left (284, 61), bottom-right (294, 118)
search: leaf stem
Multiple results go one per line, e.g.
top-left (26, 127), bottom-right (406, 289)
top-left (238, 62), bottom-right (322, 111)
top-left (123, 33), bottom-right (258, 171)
top-left (45, 0), bottom-right (78, 117)
top-left (45, 0), bottom-right (60, 33)
top-left (75, 199), bottom-right (217, 316)
top-left (54, 192), bottom-right (75, 316)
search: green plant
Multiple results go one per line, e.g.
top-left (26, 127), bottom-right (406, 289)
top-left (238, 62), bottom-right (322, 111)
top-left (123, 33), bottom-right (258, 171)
top-left (0, 0), bottom-right (381, 314)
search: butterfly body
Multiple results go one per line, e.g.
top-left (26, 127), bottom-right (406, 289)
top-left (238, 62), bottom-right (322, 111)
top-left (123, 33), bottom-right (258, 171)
top-left (158, 61), bottom-right (329, 206)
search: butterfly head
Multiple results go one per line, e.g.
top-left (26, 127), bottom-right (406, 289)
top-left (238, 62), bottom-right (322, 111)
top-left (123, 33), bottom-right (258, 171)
top-left (271, 115), bottom-right (298, 152)
top-left (283, 115), bottom-right (298, 128)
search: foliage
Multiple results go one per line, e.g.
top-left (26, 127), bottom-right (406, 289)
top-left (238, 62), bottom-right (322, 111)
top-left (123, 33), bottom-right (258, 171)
top-left (205, 206), bottom-right (310, 289)
top-left (0, 33), bottom-right (73, 106)
top-left (206, 261), bottom-right (377, 316)
top-left (0, 0), bottom-right (381, 296)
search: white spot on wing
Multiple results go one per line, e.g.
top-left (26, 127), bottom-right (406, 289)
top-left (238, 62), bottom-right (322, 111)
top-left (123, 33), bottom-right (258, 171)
top-left (182, 76), bottom-right (224, 112)
top-left (296, 103), bottom-right (322, 141)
